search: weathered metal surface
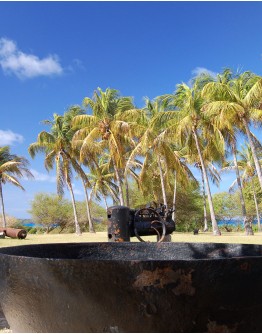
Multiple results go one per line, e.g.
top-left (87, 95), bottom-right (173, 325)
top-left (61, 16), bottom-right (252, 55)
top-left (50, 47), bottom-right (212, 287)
top-left (0, 304), bottom-right (9, 329)
top-left (107, 205), bottom-right (175, 242)
top-left (0, 242), bottom-right (262, 332)
top-left (0, 228), bottom-right (27, 239)
top-left (107, 206), bottom-right (131, 242)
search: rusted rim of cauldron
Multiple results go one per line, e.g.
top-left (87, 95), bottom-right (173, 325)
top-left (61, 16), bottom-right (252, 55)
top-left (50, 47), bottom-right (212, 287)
top-left (1, 242), bottom-right (262, 263)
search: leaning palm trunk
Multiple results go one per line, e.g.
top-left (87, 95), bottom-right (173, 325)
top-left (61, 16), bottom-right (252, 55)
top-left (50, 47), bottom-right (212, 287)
top-left (112, 157), bottom-right (125, 206)
top-left (252, 180), bottom-right (261, 232)
top-left (192, 129), bottom-right (221, 235)
top-left (81, 178), bottom-right (95, 233)
top-left (157, 156), bottom-right (168, 210)
top-left (242, 118), bottom-right (262, 191)
top-left (199, 166), bottom-right (208, 232)
top-left (0, 181), bottom-right (7, 228)
top-left (232, 143), bottom-right (252, 235)
top-left (67, 181), bottom-right (81, 236)
top-left (124, 173), bottom-right (130, 207)
top-left (172, 172), bottom-right (177, 223)
top-left (102, 193), bottom-right (109, 211)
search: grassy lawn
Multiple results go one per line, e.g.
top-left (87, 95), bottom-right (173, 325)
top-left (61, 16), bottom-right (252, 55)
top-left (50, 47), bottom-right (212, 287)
top-left (1, 231), bottom-right (262, 248)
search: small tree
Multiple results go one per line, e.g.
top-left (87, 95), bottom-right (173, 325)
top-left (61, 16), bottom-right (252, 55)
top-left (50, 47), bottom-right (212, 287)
top-left (29, 193), bottom-right (72, 233)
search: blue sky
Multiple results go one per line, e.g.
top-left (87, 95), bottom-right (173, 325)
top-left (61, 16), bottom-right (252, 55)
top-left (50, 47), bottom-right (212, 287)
top-left (1, 1), bottom-right (262, 218)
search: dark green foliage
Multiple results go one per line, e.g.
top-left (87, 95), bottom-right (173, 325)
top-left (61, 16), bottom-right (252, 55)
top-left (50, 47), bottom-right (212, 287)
top-left (171, 185), bottom-right (204, 232)
top-left (128, 181), bottom-right (203, 232)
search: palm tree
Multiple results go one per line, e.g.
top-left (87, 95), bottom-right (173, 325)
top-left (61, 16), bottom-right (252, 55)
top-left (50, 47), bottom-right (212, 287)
top-left (125, 98), bottom-right (196, 216)
top-left (154, 78), bottom-right (223, 235)
top-left (73, 88), bottom-right (135, 206)
top-left (0, 146), bottom-right (33, 228)
top-left (202, 71), bottom-right (262, 191)
top-left (88, 160), bottom-right (119, 210)
top-left (29, 108), bottom-right (90, 235)
top-left (228, 143), bottom-right (261, 234)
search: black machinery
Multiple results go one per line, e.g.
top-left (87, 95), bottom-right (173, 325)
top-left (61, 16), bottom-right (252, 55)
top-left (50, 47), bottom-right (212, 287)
top-left (107, 204), bottom-right (175, 242)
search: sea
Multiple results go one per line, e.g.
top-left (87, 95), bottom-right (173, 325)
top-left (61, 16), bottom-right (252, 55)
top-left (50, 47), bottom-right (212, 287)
top-left (23, 219), bottom-right (260, 228)
top-left (217, 219), bottom-right (260, 226)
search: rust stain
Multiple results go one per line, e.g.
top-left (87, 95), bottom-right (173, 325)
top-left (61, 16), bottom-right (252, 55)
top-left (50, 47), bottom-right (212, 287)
top-left (207, 320), bottom-right (237, 333)
top-left (172, 269), bottom-right (195, 296)
top-left (240, 262), bottom-right (250, 271)
top-left (133, 267), bottom-right (195, 296)
top-left (116, 238), bottom-right (124, 242)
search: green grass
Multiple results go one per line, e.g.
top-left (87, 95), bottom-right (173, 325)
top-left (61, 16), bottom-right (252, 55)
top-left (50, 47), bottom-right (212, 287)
top-left (1, 231), bottom-right (262, 248)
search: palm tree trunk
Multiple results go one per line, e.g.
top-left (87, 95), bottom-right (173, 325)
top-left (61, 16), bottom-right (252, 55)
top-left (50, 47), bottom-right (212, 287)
top-left (192, 128), bottom-right (221, 235)
top-left (157, 156), bottom-right (168, 210)
top-left (124, 174), bottom-right (130, 207)
top-left (242, 118), bottom-right (262, 191)
top-left (199, 166), bottom-right (208, 232)
top-left (172, 171), bottom-right (177, 223)
top-left (0, 181), bottom-right (7, 228)
top-left (112, 157), bottom-right (124, 206)
top-left (252, 180), bottom-right (261, 232)
top-left (81, 178), bottom-right (95, 233)
top-left (67, 181), bottom-right (81, 236)
top-left (232, 141), bottom-right (251, 234)
top-left (102, 193), bottom-right (109, 211)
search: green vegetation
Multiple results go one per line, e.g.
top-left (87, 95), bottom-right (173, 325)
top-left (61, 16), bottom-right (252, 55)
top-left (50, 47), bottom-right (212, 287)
top-left (0, 146), bottom-right (33, 228)
top-left (2, 68), bottom-right (262, 236)
top-left (27, 192), bottom-right (106, 234)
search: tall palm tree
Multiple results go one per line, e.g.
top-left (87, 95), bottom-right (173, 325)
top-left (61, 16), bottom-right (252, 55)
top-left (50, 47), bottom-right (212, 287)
top-left (200, 69), bottom-right (250, 232)
top-left (29, 108), bottom-right (90, 235)
top-left (125, 98), bottom-right (195, 215)
top-left (228, 143), bottom-right (261, 234)
top-left (154, 78), bottom-right (223, 235)
top-left (73, 88), bottom-right (135, 206)
top-left (88, 160), bottom-right (119, 210)
top-left (0, 146), bottom-right (33, 228)
top-left (202, 71), bottom-right (262, 191)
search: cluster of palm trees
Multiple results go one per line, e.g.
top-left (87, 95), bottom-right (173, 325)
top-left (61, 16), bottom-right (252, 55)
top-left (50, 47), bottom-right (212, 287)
top-left (0, 146), bottom-right (33, 228)
top-left (27, 68), bottom-right (262, 236)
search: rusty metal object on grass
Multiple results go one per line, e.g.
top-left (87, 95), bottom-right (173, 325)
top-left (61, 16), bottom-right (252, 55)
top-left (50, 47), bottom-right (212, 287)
top-left (1, 242), bottom-right (262, 332)
top-left (0, 228), bottom-right (27, 239)
top-left (107, 205), bottom-right (175, 242)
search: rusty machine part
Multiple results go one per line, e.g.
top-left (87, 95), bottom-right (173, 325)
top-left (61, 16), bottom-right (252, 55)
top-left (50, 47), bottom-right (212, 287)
top-left (1, 242), bottom-right (262, 332)
top-left (107, 205), bottom-right (175, 242)
top-left (0, 228), bottom-right (27, 239)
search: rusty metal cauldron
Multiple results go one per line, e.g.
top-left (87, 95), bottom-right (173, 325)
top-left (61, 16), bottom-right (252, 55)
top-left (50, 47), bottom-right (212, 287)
top-left (1, 242), bottom-right (262, 333)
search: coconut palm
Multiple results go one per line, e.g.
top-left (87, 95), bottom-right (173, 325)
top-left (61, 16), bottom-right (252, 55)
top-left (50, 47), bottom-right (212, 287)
top-left (28, 108), bottom-right (91, 235)
top-left (228, 143), bottom-right (262, 234)
top-left (0, 146), bottom-right (33, 228)
top-left (125, 98), bottom-right (196, 215)
top-left (202, 71), bottom-right (262, 191)
top-left (88, 160), bottom-right (119, 210)
top-left (154, 78), bottom-right (223, 235)
top-left (72, 88), bottom-right (135, 206)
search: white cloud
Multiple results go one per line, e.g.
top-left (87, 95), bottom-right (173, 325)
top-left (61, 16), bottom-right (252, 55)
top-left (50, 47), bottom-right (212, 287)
top-left (0, 37), bottom-right (63, 79)
top-left (0, 129), bottom-right (24, 146)
top-left (29, 169), bottom-right (56, 182)
top-left (192, 67), bottom-right (217, 79)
